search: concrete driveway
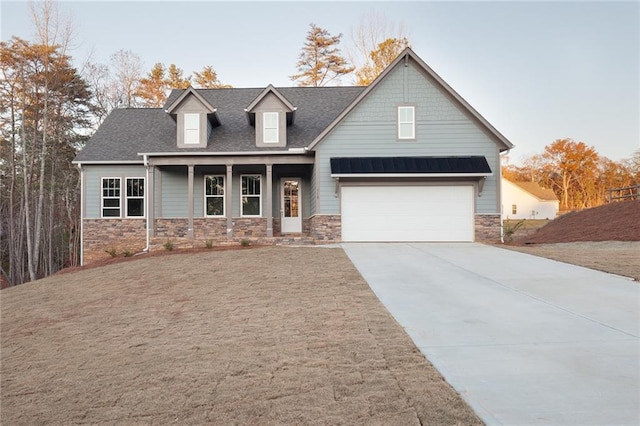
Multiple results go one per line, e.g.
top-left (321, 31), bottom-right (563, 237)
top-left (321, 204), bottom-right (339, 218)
top-left (343, 243), bottom-right (640, 425)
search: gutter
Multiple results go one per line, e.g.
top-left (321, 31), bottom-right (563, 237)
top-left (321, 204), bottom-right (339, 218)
top-left (136, 150), bottom-right (311, 157)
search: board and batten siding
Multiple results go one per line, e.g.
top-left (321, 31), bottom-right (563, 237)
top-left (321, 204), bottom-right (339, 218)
top-left (314, 60), bottom-right (502, 215)
top-left (84, 165), bottom-right (146, 218)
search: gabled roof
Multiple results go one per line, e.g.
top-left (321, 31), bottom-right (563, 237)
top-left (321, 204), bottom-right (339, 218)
top-left (508, 180), bottom-right (559, 201)
top-left (245, 84), bottom-right (296, 112)
top-left (308, 48), bottom-right (514, 152)
top-left (164, 86), bottom-right (216, 114)
top-left (164, 86), bottom-right (221, 127)
top-left (244, 84), bottom-right (297, 126)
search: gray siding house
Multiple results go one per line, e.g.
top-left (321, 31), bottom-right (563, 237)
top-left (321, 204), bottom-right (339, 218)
top-left (74, 49), bottom-right (513, 264)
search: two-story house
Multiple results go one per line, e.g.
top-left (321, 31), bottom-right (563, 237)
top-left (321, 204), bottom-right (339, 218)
top-left (73, 48), bottom-right (514, 264)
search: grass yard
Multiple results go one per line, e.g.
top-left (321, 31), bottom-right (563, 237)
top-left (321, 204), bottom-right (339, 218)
top-left (1, 247), bottom-right (480, 425)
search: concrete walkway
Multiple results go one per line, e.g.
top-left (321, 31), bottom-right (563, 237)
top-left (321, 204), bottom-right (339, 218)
top-left (343, 243), bottom-right (640, 425)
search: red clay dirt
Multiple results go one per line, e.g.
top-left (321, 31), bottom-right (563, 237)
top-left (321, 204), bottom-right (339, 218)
top-left (516, 200), bottom-right (640, 244)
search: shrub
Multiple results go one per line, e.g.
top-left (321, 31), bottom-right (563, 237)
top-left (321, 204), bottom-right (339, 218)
top-left (240, 239), bottom-right (250, 247)
top-left (105, 247), bottom-right (118, 258)
top-left (122, 248), bottom-right (133, 257)
top-left (204, 239), bottom-right (214, 249)
top-left (503, 219), bottom-right (525, 242)
top-left (163, 240), bottom-right (174, 251)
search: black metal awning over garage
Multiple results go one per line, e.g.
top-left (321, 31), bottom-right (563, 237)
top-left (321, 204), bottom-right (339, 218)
top-left (330, 156), bottom-right (492, 178)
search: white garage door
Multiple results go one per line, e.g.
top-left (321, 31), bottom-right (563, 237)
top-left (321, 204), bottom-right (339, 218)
top-left (341, 185), bottom-right (474, 242)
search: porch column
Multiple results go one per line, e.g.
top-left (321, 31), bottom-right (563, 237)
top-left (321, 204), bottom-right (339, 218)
top-left (147, 166), bottom-right (155, 237)
top-left (187, 164), bottom-right (194, 239)
top-left (266, 164), bottom-right (273, 237)
top-left (226, 164), bottom-right (233, 238)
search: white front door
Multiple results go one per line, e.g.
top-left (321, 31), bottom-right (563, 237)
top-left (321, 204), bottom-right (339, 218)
top-left (281, 178), bottom-right (302, 233)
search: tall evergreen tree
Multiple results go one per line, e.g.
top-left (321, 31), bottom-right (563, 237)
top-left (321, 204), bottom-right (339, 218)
top-left (193, 65), bottom-right (231, 89)
top-left (291, 23), bottom-right (354, 87)
top-left (136, 63), bottom-right (167, 107)
top-left (166, 64), bottom-right (191, 90)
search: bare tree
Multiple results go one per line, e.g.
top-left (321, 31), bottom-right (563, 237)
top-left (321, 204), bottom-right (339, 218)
top-left (349, 12), bottom-right (410, 85)
top-left (354, 37), bottom-right (410, 86)
top-left (84, 49), bottom-right (143, 124)
top-left (111, 49), bottom-right (142, 108)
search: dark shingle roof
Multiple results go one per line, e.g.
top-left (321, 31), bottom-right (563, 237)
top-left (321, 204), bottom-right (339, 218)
top-left (330, 156), bottom-right (493, 175)
top-left (73, 109), bottom-right (176, 162)
top-left (74, 86), bottom-right (365, 162)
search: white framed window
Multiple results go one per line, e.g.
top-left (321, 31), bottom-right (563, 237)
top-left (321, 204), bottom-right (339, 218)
top-left (126, 178), bottom-right (145, 217)
top-left (241, 175), bottom-right (261, 216)
top-left (512, 204), bottom-right (517, 215)
top-left (101, 178), bottom-right (121, 218)
top-left (184, 113), bottom-right (200, 145)
top-left (204, 175), bottom-right (225, 216)
top-left (263, 112), bottom-right (279, 143)
top-left (398, 106), bottom-right (415, 139)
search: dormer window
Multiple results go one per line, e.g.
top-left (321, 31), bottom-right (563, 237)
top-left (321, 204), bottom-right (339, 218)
top-left (263, 112), bottom-right (279, 143)
top-left (245, 85), bottom-right (295, 148)
top-left (184, 113), bottom-right (200, 145)
top-left (164, 86), bottom-right (219, 149)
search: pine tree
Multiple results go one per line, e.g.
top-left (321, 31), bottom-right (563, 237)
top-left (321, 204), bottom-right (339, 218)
top-left (193, 65), bottom-right (232, 89)
top-left (136, 63), bottom-right (167, 107)
top-left (166, 64), bottom-right (190, 90)
top-left (291, 23), bottom-right (354, 87)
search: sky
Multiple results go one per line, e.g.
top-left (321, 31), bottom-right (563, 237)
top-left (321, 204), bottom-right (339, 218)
top-left (2, 1), bottom-right (639, 165)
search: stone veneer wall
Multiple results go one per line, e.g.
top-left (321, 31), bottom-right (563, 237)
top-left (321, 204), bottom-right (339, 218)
top-left (309, 215), bottom-right (341, 242)
top-left (475, 214), bottom-right (501, 242)
top-left (83, 219), bottom-right (146, 264)
top-left (232, 218), bottom-right (267, 238)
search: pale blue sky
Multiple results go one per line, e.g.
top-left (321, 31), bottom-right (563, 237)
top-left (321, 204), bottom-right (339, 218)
top-left (2, 1), bottom-right (639, 165)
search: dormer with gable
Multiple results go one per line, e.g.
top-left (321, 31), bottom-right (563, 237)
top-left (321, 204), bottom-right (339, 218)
top-left (245, 85), bottom-right (296, 148)
top-left (165, 86), bottom-right (220, 148)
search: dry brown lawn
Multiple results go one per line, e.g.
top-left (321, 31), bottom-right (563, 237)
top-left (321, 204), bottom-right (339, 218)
top-left (502, 201), bottom-right (640, 281)
top-left (1, 247), bottom-right (480, 425)
top-left (500, 241), bottom-right (640, 281)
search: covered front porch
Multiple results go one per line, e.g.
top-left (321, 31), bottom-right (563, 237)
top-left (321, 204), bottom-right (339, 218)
top-left (145, 154), bottom-right (334, 248)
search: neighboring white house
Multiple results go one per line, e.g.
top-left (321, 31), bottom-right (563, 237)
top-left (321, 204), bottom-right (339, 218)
top-left (502, 179), bottom-right (559, 220)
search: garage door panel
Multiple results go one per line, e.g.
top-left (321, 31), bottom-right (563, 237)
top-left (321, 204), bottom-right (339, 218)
top-left (341, 185), bottom-right (474, 242)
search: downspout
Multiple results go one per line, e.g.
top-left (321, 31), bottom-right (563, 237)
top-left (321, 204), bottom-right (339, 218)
top-left (499, 150), bottom-right (510, 243)
top-left (143, 154), bottom-right (150, 252)
top-left (78, 163), bottom-right (84, 266)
